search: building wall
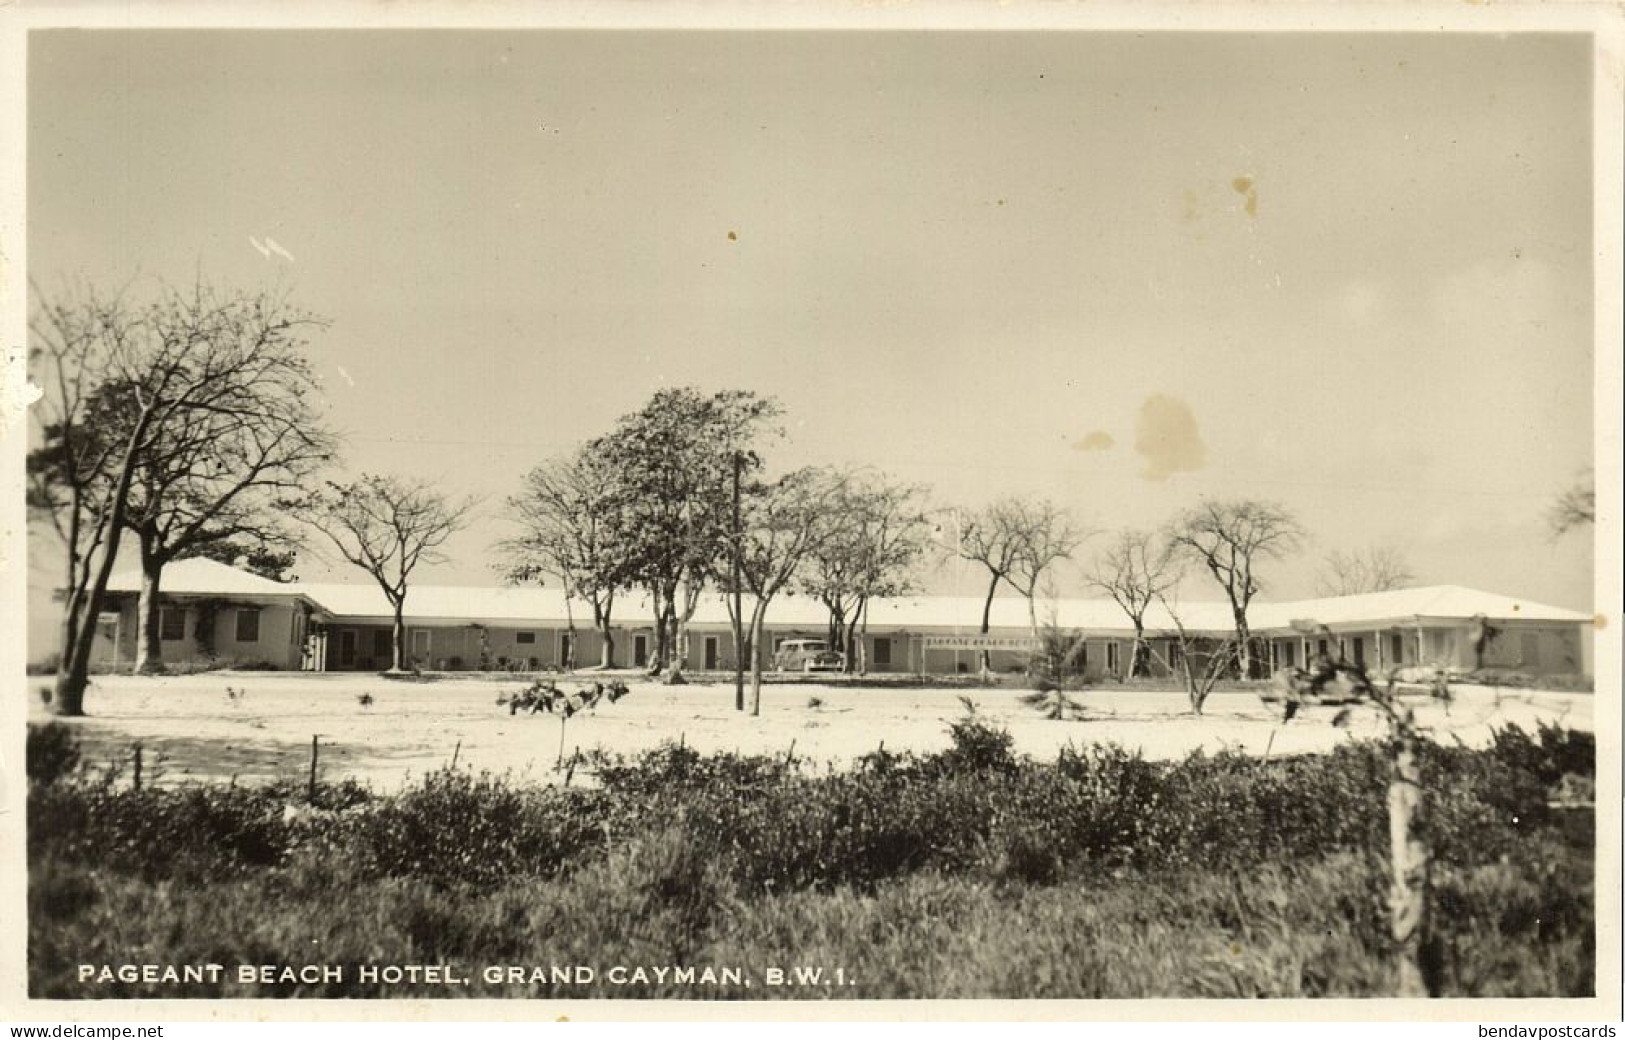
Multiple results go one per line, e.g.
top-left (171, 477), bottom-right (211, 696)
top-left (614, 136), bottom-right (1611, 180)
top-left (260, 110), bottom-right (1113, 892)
top-left (92, 597), bottom-right (306, 670)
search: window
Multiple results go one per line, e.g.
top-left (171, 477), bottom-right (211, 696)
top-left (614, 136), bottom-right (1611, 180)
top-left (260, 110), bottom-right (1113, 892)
top-left (234, 609), bottom-right (261, 643)
top-left (1106, 642), bottom-right (1119, 672)
top-left (873, 637), bottom-right (892, 666)
top-left (160, 607), bottom-right (185, 641)
top-left (516, 631), bottom-right (536, 645)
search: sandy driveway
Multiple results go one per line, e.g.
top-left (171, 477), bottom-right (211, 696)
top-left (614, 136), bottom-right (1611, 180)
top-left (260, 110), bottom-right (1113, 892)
top-left (27, 671), bottom-right (1593, 792)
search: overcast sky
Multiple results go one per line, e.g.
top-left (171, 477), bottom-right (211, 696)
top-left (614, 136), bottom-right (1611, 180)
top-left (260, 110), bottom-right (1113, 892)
top-left (25, 30), bottom-right (1596, 652)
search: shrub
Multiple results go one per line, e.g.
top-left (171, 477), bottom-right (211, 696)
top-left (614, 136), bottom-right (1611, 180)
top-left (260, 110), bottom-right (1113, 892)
top-left (941, 717), bottom-right (1018, 774)
top-left (589, 742), bottom-right (790, 797)
top-left (27, 724), bottom-right (82, 787)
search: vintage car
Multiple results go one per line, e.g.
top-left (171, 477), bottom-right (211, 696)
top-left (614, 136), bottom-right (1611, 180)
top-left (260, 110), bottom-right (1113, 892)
top-left (773, 638), bottom-right (845, 673)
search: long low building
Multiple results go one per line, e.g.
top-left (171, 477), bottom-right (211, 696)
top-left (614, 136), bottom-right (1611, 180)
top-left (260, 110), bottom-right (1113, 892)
top-left (91, 558), bottom-right (1594, 679)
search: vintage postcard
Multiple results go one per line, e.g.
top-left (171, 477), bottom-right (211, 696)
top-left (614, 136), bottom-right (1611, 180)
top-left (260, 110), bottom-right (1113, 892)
top-left (1, 0), bottom-right (1620, 1026)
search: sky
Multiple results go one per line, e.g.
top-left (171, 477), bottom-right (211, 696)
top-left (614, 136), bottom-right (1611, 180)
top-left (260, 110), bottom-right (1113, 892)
top-left (23, 29), bottom-right (1598, 655)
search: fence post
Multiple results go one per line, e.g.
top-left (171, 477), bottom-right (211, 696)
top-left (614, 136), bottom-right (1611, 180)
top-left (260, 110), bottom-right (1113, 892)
top-left (132, 744), bottom-right (143, 791)
top-left (307, 734), bottom-right (320, 805)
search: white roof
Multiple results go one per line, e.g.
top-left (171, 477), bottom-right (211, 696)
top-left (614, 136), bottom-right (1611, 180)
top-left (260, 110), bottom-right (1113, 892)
top-left (1249, 585), bottom-right (1590, 629)
top-left (278, 575), bottom-right (1586, 634)
top-left (106, 557), bottom-right (309, 600)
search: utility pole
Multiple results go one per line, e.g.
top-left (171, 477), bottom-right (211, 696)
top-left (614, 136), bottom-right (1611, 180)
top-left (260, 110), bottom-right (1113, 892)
top-left (732, 450), bottom-right (745, 712)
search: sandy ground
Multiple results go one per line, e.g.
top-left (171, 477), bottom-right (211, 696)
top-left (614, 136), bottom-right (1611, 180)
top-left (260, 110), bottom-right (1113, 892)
top-left (27, 671), bottom-right (1594, 792)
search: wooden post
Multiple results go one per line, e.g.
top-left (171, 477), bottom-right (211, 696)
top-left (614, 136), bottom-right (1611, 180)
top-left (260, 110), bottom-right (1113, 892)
top-left (132, 744), bottom-right (143, 791)
top-left (1388, 724), bottom-right (1433, 996)
top-left (449, 740), bottom-right (461, 771)
top-left (307, 734), bottom-right (319, 805)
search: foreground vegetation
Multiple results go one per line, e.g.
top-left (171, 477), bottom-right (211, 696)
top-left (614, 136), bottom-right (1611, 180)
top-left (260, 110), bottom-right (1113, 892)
top-left (28, 720), bottom-right (1594, 999)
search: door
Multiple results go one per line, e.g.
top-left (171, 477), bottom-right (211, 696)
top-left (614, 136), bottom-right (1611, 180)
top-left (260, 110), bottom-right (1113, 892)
top-left (703, 636), bottom-right (719, 670)
top-left (338, 630), bottom-right (357, 669)
top-left (411, 629), bottom-right (431, 667)
top-left (633, 634), bottom-right (649, 668)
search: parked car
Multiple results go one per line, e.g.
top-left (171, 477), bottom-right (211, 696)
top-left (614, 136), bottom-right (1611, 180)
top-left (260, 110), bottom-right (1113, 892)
top-left (773, 638), bottom-right (845, 673)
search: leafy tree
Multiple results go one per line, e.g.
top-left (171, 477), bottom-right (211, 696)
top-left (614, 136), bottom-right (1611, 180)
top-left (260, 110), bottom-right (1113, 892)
top-left (590, 388), bottom-right (781, 683)
top-left (1166, 498), bottom-right (1304, 678)
top-left (801, 471), bottom-right (932, 672)
top-left (183, 538), bottom-right (299, 582)
top-left (308, 475), bottom-right (477, 672)
top-left (734, 467), bottom-right (851, 715)
top-left (499, 450), bottom-right (624, 670)
top-left (1086, 528), bottom-right (1180, 677)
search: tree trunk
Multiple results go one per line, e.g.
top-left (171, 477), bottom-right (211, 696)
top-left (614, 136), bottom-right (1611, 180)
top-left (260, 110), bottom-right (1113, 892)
top-left (667, 600), bottom-right (692, 685)
top-left (979, 572), bottom-right (1000, 675)
top-left (844, 604), bottom-right (862, 675)
top-left (51, 410), bottom-right (155, 717)
top-left (856, 598), bottom-right (870, 675)
top-left (749, 608), bottom-right (767, 717)
top-left (1388, 729), bottom-right (1435, 996)
top-left (391, 604), bottom-right (406, 672)
top-left (54, 513), bottom-right (131, 717)
top-left (135, 536), bottom-right (166, 674)
top-left (1232, 609), bottom-right (1254, 678)
top-left (598, 618), bottom-right (615, 669)
top-left (1130, 622), bottom-right (1149, 678)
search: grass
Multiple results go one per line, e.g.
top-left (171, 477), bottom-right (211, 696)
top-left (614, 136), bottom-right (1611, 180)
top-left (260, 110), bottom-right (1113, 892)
top-left (27, 720), bottom-right (1595, 1000)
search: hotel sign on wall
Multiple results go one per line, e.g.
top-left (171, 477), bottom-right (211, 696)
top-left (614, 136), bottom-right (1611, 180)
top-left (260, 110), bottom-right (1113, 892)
top-left (921, 635), bottom-right (1040, 651)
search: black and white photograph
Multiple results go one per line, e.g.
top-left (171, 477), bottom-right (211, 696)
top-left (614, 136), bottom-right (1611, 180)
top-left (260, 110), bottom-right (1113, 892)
top-left (1, 1), bottom-right (1620, 1024)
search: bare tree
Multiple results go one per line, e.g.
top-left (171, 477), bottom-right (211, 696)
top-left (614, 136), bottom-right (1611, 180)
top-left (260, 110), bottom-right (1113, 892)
top-left (1313, 545), bottom-right (1416, 598)
top-left (1087, 528), bottom-right (1181, 678)
top-left (1548, 468), bottom-right (1595, 537)
top-left (499, 451), bottom-right (624, 671)
top-left (1005, 499), bottom-right (1090, 643)
top-left (28, 280), bottom-right (329, 713)
top-left (1146, 593), bottom-right (1238, 716)
top-left (955, 496), bottom-right (1081, 674)
top-left (734, 467), bottom-right (850, 716)
top-left (308, 475), bottom-right (477, 672)
top-left (1166, 498), bottom-right (1304, 678)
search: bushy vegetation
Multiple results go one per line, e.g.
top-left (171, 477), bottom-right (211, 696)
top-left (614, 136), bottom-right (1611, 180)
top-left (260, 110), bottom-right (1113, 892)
top-left (27, 720), bottom-right (1594, 999)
